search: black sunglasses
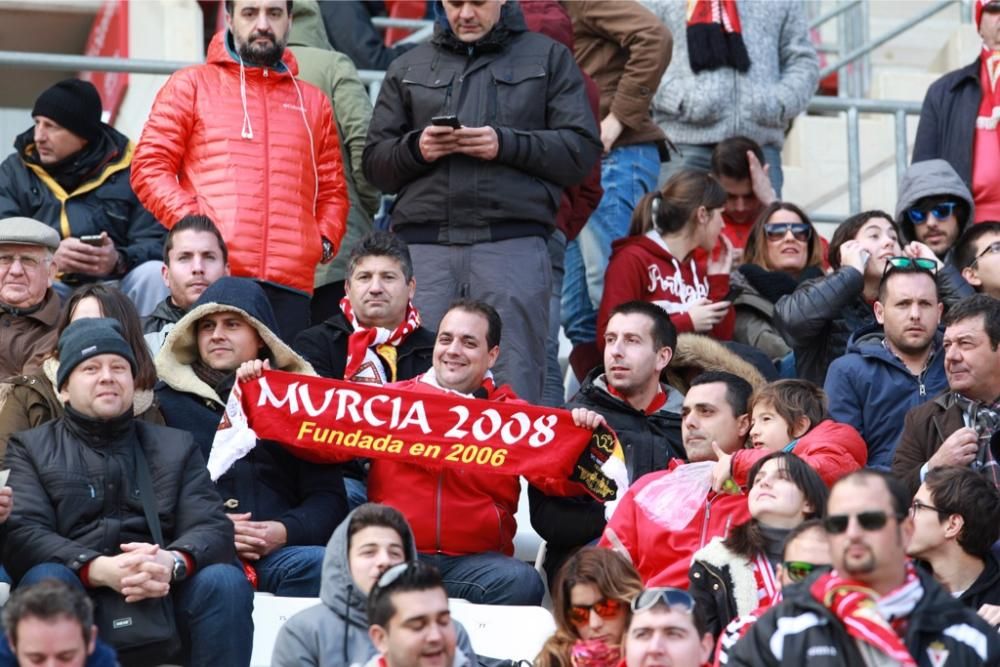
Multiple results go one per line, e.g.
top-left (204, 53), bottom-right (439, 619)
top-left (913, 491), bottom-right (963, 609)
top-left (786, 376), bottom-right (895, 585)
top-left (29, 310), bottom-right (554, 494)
top-left (880, 256), bottom-right (939, 279)
top-left (782, 561), bottom-right (833, 583)
top-left (631, 587), bottom-right (695, 614)
top-left (764, 222), bottom-right (811, 243)
top-left (906, 201), bottom-right (957, 225)
top-left (823, 510), bottom-right (901, 535)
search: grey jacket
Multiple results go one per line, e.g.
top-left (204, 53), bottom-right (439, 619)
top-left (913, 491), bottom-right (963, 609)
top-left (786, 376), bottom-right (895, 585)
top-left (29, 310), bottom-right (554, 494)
top-left (641, 0), bottom-right (818, 148)
top-left (895, 158), bottom-right (974, 263)
top-left (270, 506), bottom-right (477, 667)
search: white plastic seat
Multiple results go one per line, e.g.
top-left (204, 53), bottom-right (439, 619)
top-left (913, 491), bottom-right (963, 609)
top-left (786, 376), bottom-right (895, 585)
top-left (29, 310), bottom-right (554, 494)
top-left (448, 597), bottom-right (556, 662)
top-left (250, 592), bottom-right (321, 667)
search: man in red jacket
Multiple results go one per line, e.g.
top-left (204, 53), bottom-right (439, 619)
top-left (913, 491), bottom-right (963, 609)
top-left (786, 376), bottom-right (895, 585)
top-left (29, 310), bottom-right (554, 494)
top-left (367, 298), bottom-right (605, 605)
top-left (131, 0), bottom-right (348, 342)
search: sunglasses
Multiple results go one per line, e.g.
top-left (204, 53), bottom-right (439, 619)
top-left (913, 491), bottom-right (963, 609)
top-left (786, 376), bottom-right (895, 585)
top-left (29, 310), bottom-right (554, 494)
top-left (972, 241), bottom-right (1000, 268)
top-left (630, 587), bottom-right (695, 614)
top-left (782, 561), bottom-right (832, 583)
top-left (375, 562), bottom-right (412, 590)
top-left (881, 256), bottom-right (939, 279)
top-left (906, 201), bottom-right (957, 225)
top-left (764, 222), bottom-right (811, 242)
top-left (569, 597), bottom-right (624, 625)
top-left (823, 510), bottom-right (900, 535)
top-left (910, 498), bottom-right (950, 516)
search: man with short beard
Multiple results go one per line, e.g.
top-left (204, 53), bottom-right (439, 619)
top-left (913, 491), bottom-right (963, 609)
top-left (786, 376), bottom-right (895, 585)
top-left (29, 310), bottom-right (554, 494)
top-left (825, 261), bottom-right (947, 469)
top-left (729, 470), bottom-right (1000, 666)
top-left (132, 0), bottom-right (349, 342)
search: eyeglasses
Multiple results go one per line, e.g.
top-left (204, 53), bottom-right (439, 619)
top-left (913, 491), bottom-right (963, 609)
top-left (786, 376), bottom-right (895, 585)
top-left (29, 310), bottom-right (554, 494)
top-left (823, 510), bottom-right (900, 535)
top-left (0, 254), bottom-right (49, 271)
top-left (569, 597), bottom-right (624, 625)
top-left (880, 256), bottom-right (939, 280)
top-left (764, 223), bottom-right (811, 242)
top-left (906, 201), bottom-right (957, 225)
top-left (782, 561), bottom-right (832, 583)
top-left (630, 587), bottom-right (695, 615)
top-left (972, 241), bottom-right (1000, 268)
top-left (910, 498), bottom-right (950, 517)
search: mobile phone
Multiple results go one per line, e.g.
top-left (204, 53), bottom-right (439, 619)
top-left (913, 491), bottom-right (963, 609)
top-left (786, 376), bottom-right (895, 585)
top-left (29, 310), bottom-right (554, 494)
top-left (80, 234), bottom-right (104, 246)
top-left (722, 285), bottom-right (744, 302)
top-left (430, 115), bottom-right (461, 129)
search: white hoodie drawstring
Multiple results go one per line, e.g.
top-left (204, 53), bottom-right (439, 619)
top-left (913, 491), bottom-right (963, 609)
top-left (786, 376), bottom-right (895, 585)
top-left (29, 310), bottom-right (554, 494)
top-left (237, 53), bottom-right (254, 140)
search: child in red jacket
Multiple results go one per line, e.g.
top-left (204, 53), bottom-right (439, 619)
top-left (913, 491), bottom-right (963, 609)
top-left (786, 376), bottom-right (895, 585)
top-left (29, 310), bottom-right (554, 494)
top-left (712, 379), bottom-right (867, 489)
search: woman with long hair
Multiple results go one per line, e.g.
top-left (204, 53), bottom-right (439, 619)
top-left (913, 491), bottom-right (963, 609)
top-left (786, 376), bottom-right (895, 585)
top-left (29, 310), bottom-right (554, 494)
top-left (689, 452), bottom-right (828, 641)
top-left (596, 169), bottom-right (735, 344)
top-left (731, 202), bottom-right (825, 362)
top-left (0, 284), bottom-right (162, 458)
top-left (535, 547), bottom-right (643, 667)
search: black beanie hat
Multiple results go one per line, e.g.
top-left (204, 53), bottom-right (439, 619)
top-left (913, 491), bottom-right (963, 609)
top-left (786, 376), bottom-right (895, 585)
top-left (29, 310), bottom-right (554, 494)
top-left (57, 318), bottom-right (137, 390)
top-left (32, 79), bottom-right (103, 143)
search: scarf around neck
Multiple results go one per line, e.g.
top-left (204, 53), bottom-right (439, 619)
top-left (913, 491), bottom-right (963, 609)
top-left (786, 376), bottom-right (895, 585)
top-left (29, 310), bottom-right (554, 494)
top-left (686, 0), bottom-right (751, 73)
top-left (341, 297), bottom-right (421, 385)
top-left (810, 562), bottom-right (923, 666)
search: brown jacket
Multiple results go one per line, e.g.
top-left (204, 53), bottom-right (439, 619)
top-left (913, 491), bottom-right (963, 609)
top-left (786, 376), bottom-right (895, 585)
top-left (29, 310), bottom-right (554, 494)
top-left (0, 357), bottom-right (164, 464)
top-left (0, 289), bottom-right (59, 379)
top-left (566, 0), bottom-right (671, 151)
top-left (891, 392), bottom-right (965, 495)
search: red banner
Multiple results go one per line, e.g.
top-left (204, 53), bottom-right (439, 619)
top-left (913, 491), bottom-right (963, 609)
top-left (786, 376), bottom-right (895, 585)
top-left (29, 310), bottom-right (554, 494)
top-left (216, 370), bottom-right (617, 500)
top-left (81, 0), bottom-right (129, 124)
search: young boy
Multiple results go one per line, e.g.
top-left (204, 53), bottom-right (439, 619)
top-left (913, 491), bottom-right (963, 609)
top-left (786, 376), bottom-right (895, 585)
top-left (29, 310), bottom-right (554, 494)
top-left (712, 380), bottom-right (866, 488)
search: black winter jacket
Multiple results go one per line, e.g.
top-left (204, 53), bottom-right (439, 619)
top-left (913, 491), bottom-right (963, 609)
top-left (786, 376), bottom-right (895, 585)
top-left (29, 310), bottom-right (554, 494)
top-left (0, 126), bottom-right (165, 280)
top-left (362, 3), bottom-right (601, 244)
top-left (3, 406), bottom-right (234, 582)
top-left (912, 59), bottom-right (981, 189)
top-left (959, 554), bottom-right (1000, 623)
top-left (142, 297), bottom-right (185, 335)
top-left (776, 263), bottom-right (973, 386)
top-left (293, 311), bottom-right (435, 382)
top-left (728, 568), bottom-right (1000, 666)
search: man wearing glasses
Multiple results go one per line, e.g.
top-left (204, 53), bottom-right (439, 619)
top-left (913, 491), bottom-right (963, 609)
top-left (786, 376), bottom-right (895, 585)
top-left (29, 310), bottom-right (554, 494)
top-left (893, 294), bottom-right (1000, 494)
top-left (621, 588), bottom-right (714, 667)
top-left (895, 160), bottom-right (974, 265)
top-left (365, 561), bottom-right (462, 667)
top-left (728, 470), bottom-right (1000, 666)
top-left (907, 466), bottom-right (1000, 627)
top-left (0, 216), bottom-right (61, 378)
top-left (825, 258), bottom-right (947, 470)
top-left (955, 220), bottom-right (1000, 299)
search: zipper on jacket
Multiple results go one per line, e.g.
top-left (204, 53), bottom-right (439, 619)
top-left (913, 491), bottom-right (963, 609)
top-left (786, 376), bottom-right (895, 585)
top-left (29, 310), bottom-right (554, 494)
top-left (435, 472), bottom-right (444, 553)
top-left (261, 71), bottom-right (271, 277)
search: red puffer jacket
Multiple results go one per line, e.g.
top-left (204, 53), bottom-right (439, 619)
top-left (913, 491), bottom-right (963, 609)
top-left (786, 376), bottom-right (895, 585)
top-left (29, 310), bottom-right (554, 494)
top-left (599, 459), bottom-right (750, 588)
top-left (367, 374), bottom-right (576, 556)
top-left (131, 31), bottom-right (348, 295)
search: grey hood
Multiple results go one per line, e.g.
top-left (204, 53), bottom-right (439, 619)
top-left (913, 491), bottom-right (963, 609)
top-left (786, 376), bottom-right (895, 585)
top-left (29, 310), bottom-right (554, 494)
top-left (895, 159), bottom-right (974, 246)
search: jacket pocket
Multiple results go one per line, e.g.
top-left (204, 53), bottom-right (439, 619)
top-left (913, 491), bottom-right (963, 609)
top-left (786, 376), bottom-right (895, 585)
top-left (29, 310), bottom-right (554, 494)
top-left (402, 68), bottom-right (458, 123)
top-left (491, 64), bottom-right (547, 128)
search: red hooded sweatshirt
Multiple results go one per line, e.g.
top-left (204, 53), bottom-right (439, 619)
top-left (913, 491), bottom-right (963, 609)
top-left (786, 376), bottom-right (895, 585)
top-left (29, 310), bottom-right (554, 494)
top-left (597, 231), bottom-right (734, 342)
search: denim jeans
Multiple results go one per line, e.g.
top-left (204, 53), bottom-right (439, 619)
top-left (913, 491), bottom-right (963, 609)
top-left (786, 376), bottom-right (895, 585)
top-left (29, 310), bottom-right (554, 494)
top-left (19, 562), bottom-right (254, 666)
top-left (254, 545), bottom-right (325, 597)
top-left (344, 476), bottom-right (369, 510)
top-left (543, 230), bottom-right (567, 407)
top-left (658, 142), bottom-right (785, 197)
top-left (52, 260), bottom-right (170, 318)
top-left (418, 552), bottom-right (545, 605)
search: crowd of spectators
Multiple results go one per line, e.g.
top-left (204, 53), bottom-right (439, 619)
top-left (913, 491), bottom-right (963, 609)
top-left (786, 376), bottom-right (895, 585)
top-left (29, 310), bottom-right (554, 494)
top-left (1, 0), bottom-right (1000, 666)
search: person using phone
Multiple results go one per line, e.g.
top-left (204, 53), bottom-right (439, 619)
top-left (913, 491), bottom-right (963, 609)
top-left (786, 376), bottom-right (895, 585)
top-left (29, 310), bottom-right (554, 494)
top-left (0, 79), bottom-right (168, 316)
top-left (363, 0), bottom-right (601, 405)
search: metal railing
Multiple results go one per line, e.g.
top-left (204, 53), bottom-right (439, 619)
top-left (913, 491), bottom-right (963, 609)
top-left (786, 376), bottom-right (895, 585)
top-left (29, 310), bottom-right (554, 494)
top-left (806, 96), bottom-right (923, 224)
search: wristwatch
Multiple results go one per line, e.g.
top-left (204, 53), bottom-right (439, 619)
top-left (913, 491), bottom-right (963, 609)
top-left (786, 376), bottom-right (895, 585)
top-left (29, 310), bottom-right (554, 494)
top-left (170, 551), bottom-right (188, 582)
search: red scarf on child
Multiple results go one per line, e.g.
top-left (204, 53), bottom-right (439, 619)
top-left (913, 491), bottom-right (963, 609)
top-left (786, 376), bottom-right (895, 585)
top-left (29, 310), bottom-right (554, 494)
top-left (973, 0), bottom-right (1000, 221)
top-left (686, 0), bottom-right (750, 73)
top-left (810, 563), bottom-right (923, 666)
top-left (341, 297), bottom-right (421, 385)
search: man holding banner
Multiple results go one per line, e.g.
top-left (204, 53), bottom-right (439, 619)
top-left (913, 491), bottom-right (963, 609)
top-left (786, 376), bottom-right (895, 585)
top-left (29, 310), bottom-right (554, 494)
top-left (228, 298), bottom-right (615, 606)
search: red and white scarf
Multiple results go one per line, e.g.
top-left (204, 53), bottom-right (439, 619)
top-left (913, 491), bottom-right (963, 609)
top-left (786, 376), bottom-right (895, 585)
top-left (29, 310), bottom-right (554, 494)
top-left (685, 0), bottom-right (750, 73)
top-left (752, 552), bottom-right (781, 611)
top-left (974, 0), bottom-right (1000, 220)
top-left (810, 563), bottom-right (923, 666)
top-left (341, 297), bottom-right (421, 385)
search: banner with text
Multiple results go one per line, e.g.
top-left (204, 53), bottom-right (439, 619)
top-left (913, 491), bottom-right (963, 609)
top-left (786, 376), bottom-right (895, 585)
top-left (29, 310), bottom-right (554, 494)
top-left (210, 370), bottom-right (618, 500)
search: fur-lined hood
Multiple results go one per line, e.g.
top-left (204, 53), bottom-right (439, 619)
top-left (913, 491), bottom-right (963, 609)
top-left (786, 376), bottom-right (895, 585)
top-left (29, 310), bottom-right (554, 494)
top-left (155, 278), bottom-right (314, 405)
top-left (666, 333), bottom-right (767, 393)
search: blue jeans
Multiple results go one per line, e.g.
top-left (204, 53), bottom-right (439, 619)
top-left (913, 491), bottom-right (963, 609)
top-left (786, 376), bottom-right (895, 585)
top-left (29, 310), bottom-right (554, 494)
top-left (19, 562), bottom-right (254, 666)
top-left (543, 230), bottom-right (567, 407)
top-left (254, 545), bottom-right (325, 597)
top-left (562, 143), bottom-right (659, 346)
top-left (658, 143), bottom-right (785, 197)
top-left (419, 552), bottom-right (544, 605)
top-left (344, 476), bottom-right (369, 510)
